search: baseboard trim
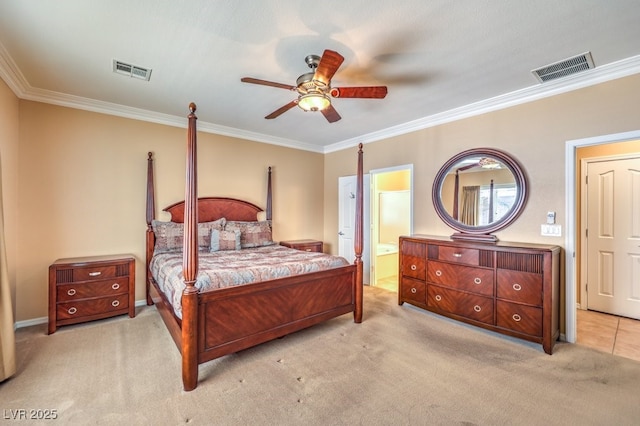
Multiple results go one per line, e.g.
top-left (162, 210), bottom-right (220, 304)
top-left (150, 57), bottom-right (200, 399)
top-left (14, 299), bottom-right (150, 330)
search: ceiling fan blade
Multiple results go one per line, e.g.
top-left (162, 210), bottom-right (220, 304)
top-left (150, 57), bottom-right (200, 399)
top-left (330, 86), bottom-right (388, 99)
top-left (313, 50), bottom-right (344, 86)
top-left (265, 100), bottom-right (298, 119)
top-left (321, 104), bottom-right (341, 123)
top-left (241, 77), bottom-right (296, 91)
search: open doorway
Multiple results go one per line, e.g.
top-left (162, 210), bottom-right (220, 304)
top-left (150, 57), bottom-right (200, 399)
top-left (565, 131), bottom-right (640, 347)
top-left (370, 165), bottom-right (413, 291)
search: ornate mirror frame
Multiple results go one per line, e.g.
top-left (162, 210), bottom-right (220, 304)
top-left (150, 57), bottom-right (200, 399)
top-left (432, 148), bottom-right (528, 242)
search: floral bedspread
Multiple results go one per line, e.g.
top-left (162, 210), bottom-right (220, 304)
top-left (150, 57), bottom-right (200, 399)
top-left (150, 244), bottom-right (350, 318)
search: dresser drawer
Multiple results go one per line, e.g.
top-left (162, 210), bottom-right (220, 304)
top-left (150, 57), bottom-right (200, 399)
top-left (400, 277), bottom-right (426, 305)
top-left (427, 285), bottom-right (493, 325)
top-left (56, 293), bottom-right (129, 321)
top-left (401, 255), bottom-right (426, 280)
top-left (496, 300), bottom-right (542, 337)
top-left (428, 261), bottom-right (494, 297)
top-left (433, 245), bottom-right (479, 265)
top-left (57, 277), bottom-right (129, 302)
top-left (497, 270), bottom-right (543, 306)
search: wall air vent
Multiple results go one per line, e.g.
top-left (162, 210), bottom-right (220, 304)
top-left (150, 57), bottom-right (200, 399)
top-left (112, 59), bottom-right (152, 81)
top-left (531, 52), bottom-right (594, 83)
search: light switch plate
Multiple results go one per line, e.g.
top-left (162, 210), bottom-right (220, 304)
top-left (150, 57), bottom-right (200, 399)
top-left (541, 224), bottom-right (562, 236)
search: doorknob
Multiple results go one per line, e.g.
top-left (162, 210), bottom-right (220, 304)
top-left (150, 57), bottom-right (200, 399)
top-left (338, 231), bottom-right (344, 236)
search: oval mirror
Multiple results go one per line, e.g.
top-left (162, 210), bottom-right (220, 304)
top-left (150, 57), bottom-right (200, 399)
top-left (432, 148), bottom-right (528, 242)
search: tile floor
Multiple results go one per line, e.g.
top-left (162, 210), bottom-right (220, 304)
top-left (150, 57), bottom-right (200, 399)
top-left (374, 277), bottom-right (640, 363)
top-left (576, 309), bottom-right (640, 362)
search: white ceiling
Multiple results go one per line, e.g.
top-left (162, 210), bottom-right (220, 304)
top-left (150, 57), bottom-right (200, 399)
top-left (1, 1), bottom-right (640, 153)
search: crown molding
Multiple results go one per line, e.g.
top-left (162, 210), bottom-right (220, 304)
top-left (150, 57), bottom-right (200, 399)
top-left (325, 55), bottom-right (640, 153)
top-left (2, 40), bottom-right (639, 155)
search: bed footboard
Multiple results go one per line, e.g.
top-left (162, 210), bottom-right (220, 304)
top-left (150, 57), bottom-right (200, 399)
top-left (198, 265), bottom-right (357, 362)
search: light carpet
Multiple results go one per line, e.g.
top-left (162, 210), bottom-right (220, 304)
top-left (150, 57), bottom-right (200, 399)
top-left (2, 286), bottom-right (640, 425)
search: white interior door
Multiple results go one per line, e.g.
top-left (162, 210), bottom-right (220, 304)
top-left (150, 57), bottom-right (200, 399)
top-left (585, 156), bottom-right (640, 319)
top-left (338, 175), bottom-right (370, 284)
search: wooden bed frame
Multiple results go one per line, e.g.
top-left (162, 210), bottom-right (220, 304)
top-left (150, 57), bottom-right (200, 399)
top-left (145, 103), bottom-right (364, 391)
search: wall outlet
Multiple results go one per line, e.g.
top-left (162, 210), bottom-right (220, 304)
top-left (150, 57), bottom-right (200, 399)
top-left (541, 224), bottom-right (562, 236)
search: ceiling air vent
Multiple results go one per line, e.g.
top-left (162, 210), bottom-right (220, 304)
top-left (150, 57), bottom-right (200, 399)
top-left (531, 52), bottom-right (594, 83)
top-left (113, 59), bottom-right (152, 81)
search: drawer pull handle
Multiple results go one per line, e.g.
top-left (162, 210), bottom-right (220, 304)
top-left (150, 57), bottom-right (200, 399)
top-left (435, 270), bottom-right (442, 277)
top-left (435, 295), bottom-right (442, 302)
top-left (68, 307), bottom-right (77, 315)
top-left (112, 300), bottom-right (120, 307)
top-left (411, 287), bottom-right (417, 294)
top-left (474, 277), bottom-right (482, 285)
top-left (305, 248), bottom-right (311, 252)
top-left (410, 264), bottom-right (417, 271)
top-left (512, 283), bottom-right (522, 291)
top-left (512, 313), bottom-right (522, 322)
top-left (112, 283), bottom-right (120, 290)
top-left (473, 305), bottom-right (482, 312)
top-left (89, 272), bottom-right (102, 277)
top-left (67, 289), bottom-right (76, 296)
top-left (453, 253), bottom-right (462, 258)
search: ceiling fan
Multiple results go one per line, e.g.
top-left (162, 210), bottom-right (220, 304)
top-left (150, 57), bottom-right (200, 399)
top-left (241, 49), bottom-right (387, 123)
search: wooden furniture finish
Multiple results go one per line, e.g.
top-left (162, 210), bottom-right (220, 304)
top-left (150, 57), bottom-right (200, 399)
top-left (48, 254), bottom-right (135, 334)
top-left (398, 235), bottom-right (560, 354)
top-left (145, 104), bottom-right (364, 391)
top-left (280, 239), bottom-right (324, 253)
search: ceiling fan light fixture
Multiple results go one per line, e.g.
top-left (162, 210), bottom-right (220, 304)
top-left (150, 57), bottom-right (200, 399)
top-left (297, 92), bottom-right (330, 112)
top-left (479, 157), bottom-right (501, 169)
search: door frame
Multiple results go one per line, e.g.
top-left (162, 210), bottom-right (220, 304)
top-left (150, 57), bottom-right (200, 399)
top-left (369, 164), bottom-right (414, 286)
top-left (565, 129), bottom-right (640, 343)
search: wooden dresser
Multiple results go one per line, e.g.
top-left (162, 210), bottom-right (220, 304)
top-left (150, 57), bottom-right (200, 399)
top-left (399, 235), bottom-right (560, 354)
top-left (280, 239), bottom-right (324, 253)
top-left (48, 254), bottom-right (135, 334)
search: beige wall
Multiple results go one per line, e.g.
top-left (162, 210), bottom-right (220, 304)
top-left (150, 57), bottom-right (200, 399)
top-left (0, 78), bottom-right (19, 320)
top-left (15, 101), bottom-right (324, 321)
top-left (5, 72), bottom-right (640, 324)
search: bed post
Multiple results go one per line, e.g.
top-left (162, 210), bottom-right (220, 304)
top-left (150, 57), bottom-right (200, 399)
top-left (266, 166), bottom-right (272, 221)
top-left (354, 143), bottom-right (364, 323)
top-left (145, 152), bottom-right (156, 305)
top-left (182, 103), bottom-right (199, 392)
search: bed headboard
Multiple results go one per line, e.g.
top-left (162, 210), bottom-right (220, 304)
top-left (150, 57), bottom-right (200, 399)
top-left (163, 197), bottom-right (264, 223)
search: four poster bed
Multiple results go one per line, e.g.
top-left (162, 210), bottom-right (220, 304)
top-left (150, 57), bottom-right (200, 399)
top-left (145, 103), bottom-right (364, 391)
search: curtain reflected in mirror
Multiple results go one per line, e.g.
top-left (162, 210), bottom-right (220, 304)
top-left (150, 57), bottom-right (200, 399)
top-left (460, 185), bottom-right (479, 225)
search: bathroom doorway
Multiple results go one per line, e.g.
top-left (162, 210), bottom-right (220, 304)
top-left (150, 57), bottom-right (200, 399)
top-left (370, 165), bottom-right (413, 291)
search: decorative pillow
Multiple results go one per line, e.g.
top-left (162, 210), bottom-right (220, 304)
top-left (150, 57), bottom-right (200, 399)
top-left (152, 218), bottom-right (226, 253)
top-left (210, 229), bottom-right (241, 252)
top-left (198, 218), bottom-right (227, 249)
top-left (152, 220), bottom-right (183, 253)
top-left (224, 220), bottom-right (275, 248)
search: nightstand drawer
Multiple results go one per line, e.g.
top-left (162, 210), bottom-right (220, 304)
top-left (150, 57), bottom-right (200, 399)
top-left (280, 240), bottom-right (323, 252)
top-left (56, 294), bottom-right (129, 321)
top-left (57, 277), bottom-right (129, 302)
top-left (71, 265), bottom-right (118, 282)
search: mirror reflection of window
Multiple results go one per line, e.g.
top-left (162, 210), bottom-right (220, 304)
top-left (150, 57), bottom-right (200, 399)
top-left (478, 183), bottom-right (517, 225)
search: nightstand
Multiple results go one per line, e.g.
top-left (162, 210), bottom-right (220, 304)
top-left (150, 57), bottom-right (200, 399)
top-left (48, 254), bottom-right (135, 334)
top-left (280, 239), bottom-right (323, 253)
